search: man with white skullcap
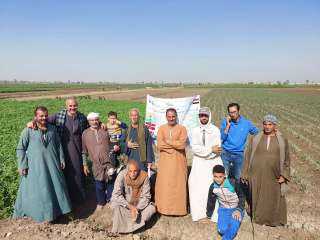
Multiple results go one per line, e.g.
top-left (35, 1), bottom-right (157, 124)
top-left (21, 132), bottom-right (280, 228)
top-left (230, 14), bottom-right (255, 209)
top-left (241, 114), bottom-right (291, 226)
top-left (82, 112), bottom-right (115, 210)
top-left (188, 107), bottom-right (223, 222)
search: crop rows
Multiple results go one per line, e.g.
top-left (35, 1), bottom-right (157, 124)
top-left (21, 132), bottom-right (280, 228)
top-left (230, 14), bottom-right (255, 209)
top-left (202, 88), bottom-right (320, 191)
top-left (1, 88), bottom-right (319, 220)
top-left (0, 98), bottom-right (145, 218)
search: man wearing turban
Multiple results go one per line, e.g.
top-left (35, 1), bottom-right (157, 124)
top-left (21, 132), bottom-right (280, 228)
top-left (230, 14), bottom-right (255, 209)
top-left (241, 114), bottom-right (291, 226)
top-left (82, 112), bottom-right (115, 209)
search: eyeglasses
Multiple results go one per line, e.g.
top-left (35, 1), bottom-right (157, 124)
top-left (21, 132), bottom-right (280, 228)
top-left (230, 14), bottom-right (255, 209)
top-left (228, 111), bottom-right (238, 114)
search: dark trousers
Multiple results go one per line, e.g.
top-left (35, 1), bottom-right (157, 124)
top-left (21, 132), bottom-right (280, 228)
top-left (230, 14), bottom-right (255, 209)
top-left (94, 180), bottom-right (114, 205)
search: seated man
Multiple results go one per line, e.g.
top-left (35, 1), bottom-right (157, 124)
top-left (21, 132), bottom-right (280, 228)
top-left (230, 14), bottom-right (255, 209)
top-left (111, 160), bottom-right (156, 233)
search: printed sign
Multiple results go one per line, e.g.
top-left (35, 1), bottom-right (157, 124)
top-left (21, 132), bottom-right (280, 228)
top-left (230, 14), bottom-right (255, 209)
top-left (145, 94), bottom-right (200, 143)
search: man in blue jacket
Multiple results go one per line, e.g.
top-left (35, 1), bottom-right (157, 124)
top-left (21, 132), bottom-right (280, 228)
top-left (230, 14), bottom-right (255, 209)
top-left (220, 103), bottom-right (259, 182)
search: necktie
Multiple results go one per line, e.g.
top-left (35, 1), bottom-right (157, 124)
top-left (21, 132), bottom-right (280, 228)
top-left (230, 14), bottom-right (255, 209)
top-left (202, 129), bottom-right (206, 146)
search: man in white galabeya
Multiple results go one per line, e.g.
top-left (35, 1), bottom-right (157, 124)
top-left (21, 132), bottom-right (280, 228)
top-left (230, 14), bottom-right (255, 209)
top-left (189, 107), bottom-right (223, 222)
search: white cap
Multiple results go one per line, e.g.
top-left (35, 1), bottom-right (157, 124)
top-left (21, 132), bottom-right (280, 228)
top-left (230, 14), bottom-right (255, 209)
top-left (87, 112), bottom-right (100, 120)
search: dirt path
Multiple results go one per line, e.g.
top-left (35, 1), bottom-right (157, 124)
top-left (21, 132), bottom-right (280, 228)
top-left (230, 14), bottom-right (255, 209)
top-left (0, 87), bottom-right (210, 102)
top-left (0, 88), bottom-right (102, 100)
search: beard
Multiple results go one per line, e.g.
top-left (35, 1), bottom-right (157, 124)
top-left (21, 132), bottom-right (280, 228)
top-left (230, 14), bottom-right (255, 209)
top-left (36, 119), bottom-right (47, 125)
top-left (200, 120), bottom-right (209, 125)
top-left (36, 119), bottom-right (47, 130)
top-left (168, 120), bottom-right (177, 126)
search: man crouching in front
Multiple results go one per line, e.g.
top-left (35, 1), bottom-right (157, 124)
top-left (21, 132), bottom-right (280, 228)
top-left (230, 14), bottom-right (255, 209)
top-left (111, 160), bottom-right (156, 233)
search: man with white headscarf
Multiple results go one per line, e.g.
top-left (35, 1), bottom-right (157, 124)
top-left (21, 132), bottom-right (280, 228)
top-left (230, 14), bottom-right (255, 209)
top-left (188, 107), bottom-right (223, 222)
top-left (82, 112), bottom-right (115, 209)
top-left (241, 114), bottom-right (291, 226)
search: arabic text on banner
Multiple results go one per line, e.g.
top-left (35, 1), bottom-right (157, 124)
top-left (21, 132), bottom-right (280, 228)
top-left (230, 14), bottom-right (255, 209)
top-left (145, 94), bottom-right (200, 143)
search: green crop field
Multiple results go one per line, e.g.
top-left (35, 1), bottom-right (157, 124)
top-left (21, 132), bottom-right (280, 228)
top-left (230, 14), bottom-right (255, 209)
top-left (0, 82), bottom-right (316, 94)
top-left (0, 83), bottom-right (110, 93)
top-left (0, 82), bottom-right (163, 93)
top-left (0, 98), bottom-right (145, 218)
top-left (1, 88), bottom-right (320, 236)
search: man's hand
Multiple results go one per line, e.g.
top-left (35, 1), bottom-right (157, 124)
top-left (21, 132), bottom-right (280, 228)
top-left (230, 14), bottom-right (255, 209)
top-left (27, 120), bottom-right (36, 129)
top-left (83, 165), bottom-right (90, 176)
top-left (212, 145), bottom-right (222, 155)
top-left (147, 163), bottom-right (152, 177)
top-left (232, 210), bottom-right (242, 221)
top-left (240, 177), bottom-right (248, 185)
top-left (128, 140), bottom-right (139, 149)
top-left (224, 116), bottom-right (231, 134)
top-left (164, 138), bottom-right (172, 146)
top-left (128, 204), bottom-right (138, 222)
top-left (113, 145), bottom-right (120, 152)
top-left (100, 123), bottom-right (107, 131)
top-left (107, 167), bottom-right (115, 176)
top-left (61, 162), bottom-right (65, 170)
top-left (277, 175), bottom-right (286, 184)
top-left (226, 116), bottom-right (231, 126)
top-left (19, 169), bottom-right (28, 176)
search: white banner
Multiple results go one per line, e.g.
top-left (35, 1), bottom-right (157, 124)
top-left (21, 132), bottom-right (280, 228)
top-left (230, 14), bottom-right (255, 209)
top-left (145, 94), bottom-right (200, 143)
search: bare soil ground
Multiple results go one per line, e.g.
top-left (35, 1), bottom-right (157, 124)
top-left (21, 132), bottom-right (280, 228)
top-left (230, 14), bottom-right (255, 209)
top-left (1, 148), bottom-right (319, 240)
top-left (0, 87), bottom-right (209, 102)
top-left (0, 88), bottom-right (103, 100)
top-left (1, 180), bottom-right (319, 240)
top-left (1, 88), bottom-right (319, 240)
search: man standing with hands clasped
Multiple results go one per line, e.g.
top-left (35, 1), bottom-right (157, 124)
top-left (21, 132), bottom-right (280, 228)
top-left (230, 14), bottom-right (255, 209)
top-left (155, 108), bottom-right (188, 216)
top-left (125, 108), bottom-right (154, 172)
top-left (189, 107), bottom-right (223, 222)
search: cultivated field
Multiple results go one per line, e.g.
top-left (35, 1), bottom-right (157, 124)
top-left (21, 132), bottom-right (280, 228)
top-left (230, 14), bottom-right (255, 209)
top-left (0, 87), bottom-right (319, 239)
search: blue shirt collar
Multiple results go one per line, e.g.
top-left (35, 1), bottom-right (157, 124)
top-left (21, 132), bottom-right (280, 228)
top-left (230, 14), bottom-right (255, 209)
top-left (231, 115), bottom-right (243, 125)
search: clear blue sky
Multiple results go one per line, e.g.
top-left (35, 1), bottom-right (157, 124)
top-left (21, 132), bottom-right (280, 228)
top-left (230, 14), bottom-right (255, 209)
top-left (1, 0), bottom-right (319, 83)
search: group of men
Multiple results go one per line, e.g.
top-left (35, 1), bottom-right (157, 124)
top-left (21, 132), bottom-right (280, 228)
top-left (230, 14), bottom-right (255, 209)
top-left (13, 97), bottom-right (291, 239)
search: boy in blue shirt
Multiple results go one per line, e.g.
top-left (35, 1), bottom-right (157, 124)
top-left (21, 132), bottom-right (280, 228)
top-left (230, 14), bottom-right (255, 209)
top-left (207, 165), bottom-right (244, 240)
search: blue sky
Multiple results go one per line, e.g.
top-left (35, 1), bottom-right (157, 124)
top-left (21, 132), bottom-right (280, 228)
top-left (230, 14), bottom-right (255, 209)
top-left (1, 1), bottom-right (319, 83)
